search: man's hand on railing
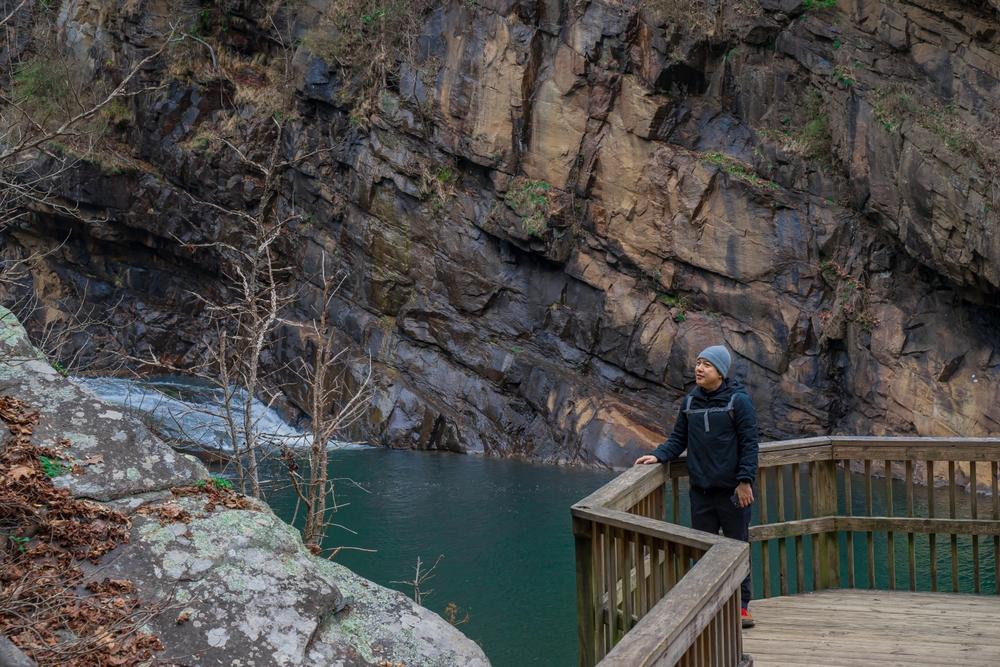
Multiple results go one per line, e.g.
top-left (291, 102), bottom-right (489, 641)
top-left (634, 455), bottom-right (659, 465)
top-left (735, 481), bottom-right (754, 507)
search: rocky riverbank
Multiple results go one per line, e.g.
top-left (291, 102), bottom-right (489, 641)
top-left (0, 307), bottom-right (490, 667)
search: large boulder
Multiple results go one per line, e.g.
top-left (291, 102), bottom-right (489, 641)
top-left (0, 307), bottom-right (490, 666)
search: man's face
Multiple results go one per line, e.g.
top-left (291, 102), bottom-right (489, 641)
top-left (695, 358), bottom-right (723, 390)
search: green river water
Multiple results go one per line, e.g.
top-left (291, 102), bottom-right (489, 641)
top-left (267, 448), bottom-right (617, 667)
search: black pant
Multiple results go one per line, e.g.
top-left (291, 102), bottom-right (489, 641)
top-left (689, 486), bottom-right (752, 609)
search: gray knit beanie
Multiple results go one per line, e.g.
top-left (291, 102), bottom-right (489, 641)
top-left (697, 345), bottom-right (731, 378)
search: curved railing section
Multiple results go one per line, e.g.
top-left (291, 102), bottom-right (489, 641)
top-left (573, 436), bottom-right (1000, 667)
top-left (572, 464), bottom-right (750, 667)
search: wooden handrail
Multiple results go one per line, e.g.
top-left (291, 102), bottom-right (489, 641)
top-left (574, 435), bottom-right (1000, 667)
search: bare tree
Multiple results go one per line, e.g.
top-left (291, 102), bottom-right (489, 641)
top-left (391, 555), bottom-right (444, 606)
top-left (283, 257), bottom-right (373, 550)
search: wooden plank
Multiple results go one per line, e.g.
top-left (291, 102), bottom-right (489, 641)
top-left (994, 461), bottom-right (999, 596)
top-left (636, 533), bottom-right (648, 619)
top-left (844, 460), bottom-right (854, 589)
top-left (759, 445), bottom-right (834, 467)
top-left (752, 516), bottom-right (1000, 540)
top-left (809, 462), bottom-right (821, 591)
top-left (971, 461), bottom-right (980, 594)
top-left (573, 516), bottom-right (597, 667)
top-left (906, 460), bottom-right (915, 592)
top-left (596, 523), bottom-right (608, 658)
top-left (866, 459), bottom-right (875, 590)
top-left (759, 436), bottom-right (834, 450)
top-left (886, 459), bottom-right (895, 590)
top-left (834, 516), bottom-right (1000, 536)
top-left (571, 504), bottom-right (722, 551)
top-left (760, 469), bottom-right (770, 599)
top-left (607, 523), bottom-right (619, 649)
top-left (776, 465), bottom-right (788, 596)
top-left (927, 460), bottom-right (937, 592)
top-left (577, 464), bottom-right (669, 514)
top-left (816, 459), bottom-right (840, 589)
top-left (751, 517), bottom-right (837, 541)
top-left (598, 541), bottom-right (749, 667)
top-left (621, 528), bottom-right (633, 633)
top-left (950, 461), bottom-right (958, 593)
top-left (831, 443), bottom-right (1000, 461)
top-left (792, 462), bottom-right (804, 594)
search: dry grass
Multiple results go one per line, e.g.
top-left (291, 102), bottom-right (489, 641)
top-left (300, 0), bottom-right (439, 125)
top-left (640, 0), bottom-right (715, 38)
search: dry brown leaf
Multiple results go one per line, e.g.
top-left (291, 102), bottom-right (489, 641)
top-left (8, 465), bottom-right (33, 480)
top-left (80, 454), bottom-right (104, 466)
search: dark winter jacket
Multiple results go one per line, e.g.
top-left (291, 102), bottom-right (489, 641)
top-left (651, 378), bottom-right (759, 490)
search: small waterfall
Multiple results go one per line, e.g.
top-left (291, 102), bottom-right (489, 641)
top-left (78, 376), bottom-right (368, 465)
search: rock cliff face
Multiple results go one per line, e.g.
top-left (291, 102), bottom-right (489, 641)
top-left (8, 0), bottom-right (1000, 466)
top-left (0, 308), bottom-right (490, 666)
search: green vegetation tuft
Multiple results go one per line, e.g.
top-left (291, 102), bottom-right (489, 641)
top-left (703, 152), bottom-right (778, 189)
top-left (38, 456), bottom-right (71, 478)
top-left (504, 178), bottom-right (551, 237)
top-left (197, 476), bottom-right (234, 491)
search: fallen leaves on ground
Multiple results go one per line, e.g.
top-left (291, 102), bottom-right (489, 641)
top-left (0, 396), bottom-right (164, 667)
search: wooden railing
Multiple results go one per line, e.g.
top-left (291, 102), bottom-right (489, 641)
top-left (572, 464), bottom-right (749, 667)
top-left (573, 436), bottom-right (1000, 667)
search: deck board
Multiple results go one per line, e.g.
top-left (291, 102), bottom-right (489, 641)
top-left (743, 590), bottom-right (1000, 666)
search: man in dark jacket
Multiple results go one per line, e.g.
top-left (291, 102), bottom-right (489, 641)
top-left (635, 345), bottom-right (759, 628)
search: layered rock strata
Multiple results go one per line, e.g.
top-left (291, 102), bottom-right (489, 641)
top-left (7, 0), bottom-right (1000, 467)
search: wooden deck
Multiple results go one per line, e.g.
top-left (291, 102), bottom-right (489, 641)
top-left (743, 589), bottom-right (1000, 666)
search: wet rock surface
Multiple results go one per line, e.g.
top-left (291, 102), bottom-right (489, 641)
top-left (0, 308), bottom-right (491, 667)
top-left (8, 0), bottom-right (1000, 467)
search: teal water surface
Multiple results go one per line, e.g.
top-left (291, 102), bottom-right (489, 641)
top-left (267, 448), bottom-right (616, 667)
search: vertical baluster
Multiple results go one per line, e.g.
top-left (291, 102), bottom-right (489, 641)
top-left (652, 538), bottom-right (664, 604)
top-left (906, 460), bottom-right (915, 591)
top-left (759, 467), bottom-right (770, 598)
top-left (593, 522), bottom-right (605, 660)
top-left (722, 596), bottom-right (731, 667)
top-left (666, 540), bottom-right (677, 594)
top-left (885, 459), bottom-right (895, 590)
top-left (844, 459), bottom-right (854, 588)
top-left (865, 459), bottom-right (875, 589)
top-left (607, 525), bottom-right (619, 647)
top-left (776, 465), bottom-right (788, 596)
top-left (710, 608), bottom-right (719, 667)
top-left (736, 588), bottom-right (743, 662)
top-left (672, 476), bottom-right (681, 525)
top-left (950, 461), bottom-right (959, 593)
top-left (992, 461), bottom-right (999, 596)
top-left (971, 461), bottom-right (980, 594)
top-left (928, 460), bottom-right (937, 592)
top-left (603, 523), bottom-right (615, 654)
top-left (809, 461), bottom-right (820, 591)
top-left (620, 528), bottom-right (632, 633)
top-left (637, 532), bottom-right (648, 620)
top-left (792, 462), bottom-right (804, 594)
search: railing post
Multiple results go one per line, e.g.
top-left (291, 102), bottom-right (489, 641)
top-left (815, 459), bottom-right (841, 589)
top-left (573, 515), bottom-right (597, 667)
